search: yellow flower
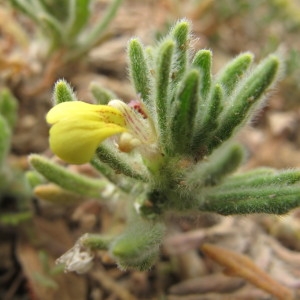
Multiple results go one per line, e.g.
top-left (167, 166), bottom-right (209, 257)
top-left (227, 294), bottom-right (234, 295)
top-left (46, 101), bottom-right (127, 164)
top-left (47, 100), bottom-right (157, 164)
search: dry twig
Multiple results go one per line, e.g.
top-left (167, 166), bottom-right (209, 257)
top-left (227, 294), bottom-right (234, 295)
top-left (201, 243), bottom-right (294, 300)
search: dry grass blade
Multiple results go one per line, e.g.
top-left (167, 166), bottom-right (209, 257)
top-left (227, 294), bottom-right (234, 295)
top-left (169, 272), bottom-right (244, 295)
top-left (34, 184), bottom-right (85, 205)
top-left (91, 270), bottom-right (137, 300)
top-left (201, 243), bottom-right (294, 300)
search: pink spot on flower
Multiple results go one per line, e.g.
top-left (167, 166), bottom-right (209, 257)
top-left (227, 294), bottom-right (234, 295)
top-left (128, 100), bottom-right (147, 118)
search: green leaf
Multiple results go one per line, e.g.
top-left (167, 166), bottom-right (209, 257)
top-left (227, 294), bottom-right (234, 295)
top-left (0, 211), bottom-right (32, 226)
top-left (30, 0), bottom-right (47, 11)
top-left (25, 170), bottom-right (45, 188)
top-left (170, 69), bottom-right (200, 154)
top-left (89, 82), bottom-right (116, 105)
top-left (217, 52), bottom-right (254, 95)
top-left (111, 219), bottom-right (165, 271)
top-left (0, 89), bottom-right (18, 129)
top-left (0, 115), bottom-right (11, 168)
top-left (76, 0), bottom-right (123, 56)
top-left (192, 49), bottom-right (212, 100)
top-left (29, 154), bottom-right (113, 198)
top-left (187, 143), bottom-right (244, 189)
top-left (34, 184), bottom-right (85, 205)
top-left (145, 46), bottom-right (155, 69)
top-left (197, 167), bottom-right (300, 216)
top-left (222, 169), bottom-right (300, 189)
top-left (81, 233), bottom-right (114, 251)
top-left (38, 0), bottom-right (69, 21)
top-left (39, 12), bottom-right (64, 51)
top-left (155, 39), bottom-right (175, 151)
top-left (33, 272), bottom-right (58, 289)
top-left (208, 54), bottom-right (280, 152)
top-left (90, 156), bottom-right (117, 180)
top-left (95, 143), bottom-right (149, 182)
top-left (90, 155), bottom-right (135, 193)
top-left (192, 83), bottom-right (224, 154)
top-left (66, 0), bottom-right (91, 41)
top-left (128, 38), bottom-right (153, 107)
top-left (10, 0), bottom-right (38, 22)
top-left (53, 79), bottom-right (77, 104)
top-left (169, 19), bottom-right (190, 85)
top-left (201, 184), bottom-right (300, 215)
